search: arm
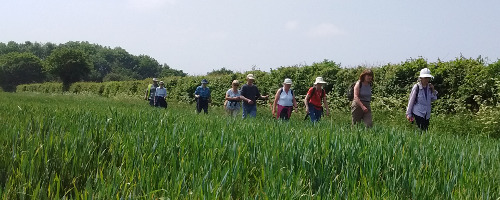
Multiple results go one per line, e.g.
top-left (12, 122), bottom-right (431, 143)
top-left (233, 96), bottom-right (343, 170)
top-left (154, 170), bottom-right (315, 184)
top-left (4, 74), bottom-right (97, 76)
top-left (406, 85), bottom-right (418, 120)
top-left (323, 95), bottom-right (330, 116)
top-left (194, 87), bottom-right (200, 98)
top-left (304, 90), bottom-right (311, 113)
top-left (272, 89), bottom-right (280, 117)
top-left (292, 94), bottom-right (298, 109)
top-left (429, 83), bottom-right (438, 101)
top-left (353, 81), bottom-right (368, 112)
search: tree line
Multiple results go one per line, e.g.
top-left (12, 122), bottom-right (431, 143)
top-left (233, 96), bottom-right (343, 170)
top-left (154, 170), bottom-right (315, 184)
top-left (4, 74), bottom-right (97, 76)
top-left (0, 41), bottom-right (186, 91)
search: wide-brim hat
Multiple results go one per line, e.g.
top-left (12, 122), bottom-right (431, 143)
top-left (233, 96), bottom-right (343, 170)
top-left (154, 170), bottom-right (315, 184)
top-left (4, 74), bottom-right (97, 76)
top-left (283, 78), bottom-right (292, 85)
top-left (246, 74), bottom-right (255, 80)
top-left (201, 79), bottom-right (209, 84)
top-left (314, 77), bottom-right (327, 84)
top-left (419, 68), bottom-right (434, 78)
top-left (152, 78), bottom-right (159, 82)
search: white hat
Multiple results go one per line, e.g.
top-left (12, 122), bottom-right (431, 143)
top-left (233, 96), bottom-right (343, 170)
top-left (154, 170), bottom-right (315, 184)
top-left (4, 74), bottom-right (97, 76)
top-left (419, 68), bottom-right (434, 78)
top-left (314, 77), bottom-right (327, 84)
top-left (152, 78), bottom-right (159, 82)
top-left (246, 74), bottom-right (255, 80)
top-left (159, 81), bottom-right (164, 84)
top-left (283, 78), bottom-right (292, 85)
top-left (232, 80), bottom-right (240, 85)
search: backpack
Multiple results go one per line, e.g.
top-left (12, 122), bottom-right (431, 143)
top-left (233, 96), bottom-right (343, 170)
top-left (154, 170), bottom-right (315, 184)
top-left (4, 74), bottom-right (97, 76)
top-left (279, 87), bottom-right (293, 96)
top-left (347, 81), bottom-right (362, 101)
top-left (311, 87), bottom-right (325, 98)
top-left (412, 83), bottom-right (419, 104)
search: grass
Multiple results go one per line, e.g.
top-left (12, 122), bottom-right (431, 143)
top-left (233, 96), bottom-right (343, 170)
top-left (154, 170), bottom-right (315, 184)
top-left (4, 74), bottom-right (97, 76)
top-left (0, 92), bottom-right (499, 199)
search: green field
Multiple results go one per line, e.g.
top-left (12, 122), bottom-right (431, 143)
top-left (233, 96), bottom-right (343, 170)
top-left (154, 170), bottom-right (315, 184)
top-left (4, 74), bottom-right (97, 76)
top-left (0, 92), bottom-right (499, 199)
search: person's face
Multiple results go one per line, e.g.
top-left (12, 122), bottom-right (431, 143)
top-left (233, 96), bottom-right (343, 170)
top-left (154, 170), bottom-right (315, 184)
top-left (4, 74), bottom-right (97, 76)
top-left (364, 75), bottom-right (373, 83)
top-left (232, 83), bottom-right (239, 89)
top-left (153, 81), bottom-right (159, 85)
top-left (284, 84), bottom-right (291, 90)
top-left (247, 79), bottom-right (254, 84)
top-left (420, 77), bottom-right (430, 84)
top-left (159, 83), bottom-right (164, 87)
top-left (315, 83), bottom-right (324, 88)
top-left (202, 83), bottom-right (207, 87)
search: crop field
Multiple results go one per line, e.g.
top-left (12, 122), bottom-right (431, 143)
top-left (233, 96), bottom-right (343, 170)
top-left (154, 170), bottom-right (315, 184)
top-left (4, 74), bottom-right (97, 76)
top-left (0, 92), bottom-right (499, 199)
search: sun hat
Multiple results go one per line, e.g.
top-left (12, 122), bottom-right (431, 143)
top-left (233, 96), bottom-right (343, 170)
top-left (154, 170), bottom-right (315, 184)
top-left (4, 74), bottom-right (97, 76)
top-left (419, 68), bottom-right (434, 78)
top-left (246, 74), bottom-right (255, 80)
top-left (201, 79), bottom-right (209, 84)
top-left (232, 80), bottom-right (240, 85)
top-left (283, 78), bottom-right (293, 85)
top-left (314, 77), bottom-right (327, 84)
top-left (152, 78), bottom-right (159, 82)
top-left (159, 81), bottom-right (164, 84)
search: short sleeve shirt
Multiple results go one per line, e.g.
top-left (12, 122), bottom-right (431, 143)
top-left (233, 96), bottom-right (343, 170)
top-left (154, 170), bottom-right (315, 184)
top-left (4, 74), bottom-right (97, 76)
top-left (307, 87), bottom-right (324, 108)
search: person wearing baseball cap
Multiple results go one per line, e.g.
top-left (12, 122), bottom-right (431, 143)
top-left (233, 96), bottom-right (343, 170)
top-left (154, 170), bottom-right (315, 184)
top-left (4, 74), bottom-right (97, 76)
top-left (240, 74), bottom-right (268, 118)
top-left (194, 79), bottom-right (211, 114)
top-left (406, 68), bottom-right (438, 131)
top-left (144, 78), bottom-right (159, 106)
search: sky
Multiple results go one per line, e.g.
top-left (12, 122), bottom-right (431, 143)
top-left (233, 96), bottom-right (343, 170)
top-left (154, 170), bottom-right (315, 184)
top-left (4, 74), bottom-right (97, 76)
top-left (1, 0), bottom-right (499, 75)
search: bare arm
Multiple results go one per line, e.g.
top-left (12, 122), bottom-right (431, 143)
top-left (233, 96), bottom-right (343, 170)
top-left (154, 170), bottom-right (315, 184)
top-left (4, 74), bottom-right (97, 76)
top-left (353, 81), bottom-right (368, 112)
top-left (323, 95), bottom-right (330, 116)
top-left (272, 89), bottom-right (281, 116)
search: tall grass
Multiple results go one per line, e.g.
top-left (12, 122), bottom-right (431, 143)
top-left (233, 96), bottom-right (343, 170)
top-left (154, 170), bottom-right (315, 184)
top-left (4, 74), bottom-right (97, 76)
top-left (0, 92), bottom-right (498, 199)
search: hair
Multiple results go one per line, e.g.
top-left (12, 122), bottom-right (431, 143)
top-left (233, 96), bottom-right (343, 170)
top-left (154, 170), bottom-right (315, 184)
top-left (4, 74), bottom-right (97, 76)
top-left (359, 69), bottom-right (374, 84)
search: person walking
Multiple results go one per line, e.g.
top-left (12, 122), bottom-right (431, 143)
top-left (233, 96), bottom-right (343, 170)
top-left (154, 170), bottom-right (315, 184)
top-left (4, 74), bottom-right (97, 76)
top-left (154, 81), bottom-right (168, 108)
top-left (406, 68), bottom-right (438, 131)
top-left (351, 69), bottom-right (374, 128)
top-left (225, 80), bottom-right (249, 117)
top-left (240, 74), bottom-right (268, 118)
top-left (144, 78), bottom-right (159, 106)
top-left (304, 77), bottom-right (330, 122)
top-left (272, 78), bottom-right (298, 120)
top-left (194, 79), bottom-right (211, 114)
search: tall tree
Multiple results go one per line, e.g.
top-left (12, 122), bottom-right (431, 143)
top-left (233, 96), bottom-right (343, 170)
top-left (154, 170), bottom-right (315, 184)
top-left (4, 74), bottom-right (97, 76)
top-left (45, 47), bottom-right (92, 90)
top-left (0, 52), bottom-right (45, 91)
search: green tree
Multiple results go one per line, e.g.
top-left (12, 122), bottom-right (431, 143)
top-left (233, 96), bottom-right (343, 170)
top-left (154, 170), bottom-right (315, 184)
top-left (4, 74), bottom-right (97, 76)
top-left (0, 52), bottom-right (45, 91)
top-left (134, 55), bottom-right (161, 79)
top-left (160, 64), bottom-right (187, 77)
top-left (207, 67), bottom-right (234, 76)
top-left (45, 47), bottom-right (92, 90)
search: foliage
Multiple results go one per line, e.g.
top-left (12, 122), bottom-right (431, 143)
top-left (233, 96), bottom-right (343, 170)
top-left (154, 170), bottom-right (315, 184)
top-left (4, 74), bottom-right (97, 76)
top-left (0, 92), bottom-right (499, 199)
top-left (44, 47), bottom-right (92, 89)
top-left (207, 67), bottom-right (234, 76)
top-left (0, 52), bottom-right (45, 91)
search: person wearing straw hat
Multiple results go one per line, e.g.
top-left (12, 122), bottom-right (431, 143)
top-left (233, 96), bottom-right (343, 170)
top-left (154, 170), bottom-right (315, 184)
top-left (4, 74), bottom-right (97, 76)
top-left (144, 78), bottom-right (159, 106)
top-left (272, 78), bottom-right (298, 120)
top-left (240, 74), bottom-right (268, 118)
top-left (304, 77), bottom-right (330, 122)
top-left (194, 79), bottom-right (211, 114)
top-left (406, 68), bottom-right (438, 131)
top-left (351, 69), bottom-right (374, 128)
top-left (154, 81), bottom-right (168, 108)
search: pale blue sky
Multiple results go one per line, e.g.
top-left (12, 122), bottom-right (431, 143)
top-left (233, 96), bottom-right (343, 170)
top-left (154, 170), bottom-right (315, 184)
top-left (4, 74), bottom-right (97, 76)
top-left (2, 0), bottom-right (499, 75)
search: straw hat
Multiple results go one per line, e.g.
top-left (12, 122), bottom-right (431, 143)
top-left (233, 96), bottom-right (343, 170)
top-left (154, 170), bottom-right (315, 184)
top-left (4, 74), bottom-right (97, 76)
top-left (314, 77), bottom-right (327, 84)
top-left (152, 78), bottom-right (159, 82)
top-left (232, 80), bottom-right (240, 85)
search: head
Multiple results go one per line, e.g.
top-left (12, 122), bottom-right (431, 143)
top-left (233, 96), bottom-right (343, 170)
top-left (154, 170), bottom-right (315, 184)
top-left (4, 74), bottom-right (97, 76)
top-left (246, 74), bottom-right (255, 85)
top-left (313, 77), bottom-right (327, 89)
top-left (201, 79), bottom-right (208, 87)
top-left (152, 78), bottom-right (159, 85)
top-left (418, 68), bottom-right (434, 84)
top-left (283, 78), bottom-right (292, 90)
top-left (359, 69), bottom-right (374, 83)
top-left (231, 80), bottom-right (240, 89)
top-left (159, 81), bottom-right (164, 88)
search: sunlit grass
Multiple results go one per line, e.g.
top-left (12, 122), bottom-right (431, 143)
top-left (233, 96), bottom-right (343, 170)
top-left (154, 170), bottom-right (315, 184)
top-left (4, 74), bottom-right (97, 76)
top-left (0, 92), bottom-right (498, 199)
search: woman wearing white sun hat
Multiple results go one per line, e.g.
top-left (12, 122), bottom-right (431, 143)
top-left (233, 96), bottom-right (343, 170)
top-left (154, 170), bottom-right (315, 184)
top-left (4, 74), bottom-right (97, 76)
top-left (304, 77), bottom-right (330, 122)
top-left (406, 68), bottom-right (438, 131)
top-left (272, 78), bottom-right (298, 120)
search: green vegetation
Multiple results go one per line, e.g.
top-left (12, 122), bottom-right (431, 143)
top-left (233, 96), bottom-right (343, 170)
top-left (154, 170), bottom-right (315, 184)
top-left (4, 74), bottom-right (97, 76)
top-left (0, 92), bottom-right (498, 199)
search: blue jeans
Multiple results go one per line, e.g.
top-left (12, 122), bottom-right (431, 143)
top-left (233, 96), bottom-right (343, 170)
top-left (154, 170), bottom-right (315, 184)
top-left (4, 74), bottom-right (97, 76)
top-left (308, 103), bottom-right (323, 122)
top-left (242, 104), bottom-right (257, 118)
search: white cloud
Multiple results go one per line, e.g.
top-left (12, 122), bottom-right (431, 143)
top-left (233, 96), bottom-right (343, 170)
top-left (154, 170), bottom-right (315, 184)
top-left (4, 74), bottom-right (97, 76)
top-left (127, 0), bottom-right (177, 10)
top-left (307, 23), bottom-right (346, 37)
top-left (285, 20), bottom-right (299, 30)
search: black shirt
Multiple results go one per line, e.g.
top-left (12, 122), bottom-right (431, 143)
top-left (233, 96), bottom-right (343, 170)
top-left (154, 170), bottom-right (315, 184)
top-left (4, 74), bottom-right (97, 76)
top-left (241, 84), bottom-right (261, 105)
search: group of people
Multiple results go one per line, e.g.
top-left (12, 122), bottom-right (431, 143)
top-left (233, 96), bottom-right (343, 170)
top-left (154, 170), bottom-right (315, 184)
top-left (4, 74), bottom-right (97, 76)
top-left (145, 68), bottom-right (438, 131)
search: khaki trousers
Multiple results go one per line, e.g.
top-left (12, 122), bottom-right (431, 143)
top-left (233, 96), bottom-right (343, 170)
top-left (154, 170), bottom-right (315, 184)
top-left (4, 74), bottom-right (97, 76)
top-left (351, 101), bottom-right (373, 128)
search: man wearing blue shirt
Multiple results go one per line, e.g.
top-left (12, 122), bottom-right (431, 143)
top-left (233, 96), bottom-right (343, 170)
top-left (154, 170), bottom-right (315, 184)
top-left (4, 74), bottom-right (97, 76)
top-left (194, 79), bottom-right (211, 114)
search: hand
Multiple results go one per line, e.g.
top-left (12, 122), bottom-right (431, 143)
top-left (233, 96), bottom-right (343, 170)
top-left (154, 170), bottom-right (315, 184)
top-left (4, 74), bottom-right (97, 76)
top-left (406, 115), bottom-right (414, 122)
top-left (362, 106), bottom-right (369, 113)
top-left (325, 110), bottom-right (330, 116)
top-left (429, 83), bottom-right (435, 92)
top-left (247, 99), bottom-right (253, 104)
top-left (272, 110), bottom-right (275, 117)
top-left (305, 107), bottom-right (309, 114)
top-left (195, 95), bottom-right (200, 99)
top-left (262, 95), bottom-right (269, 100)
